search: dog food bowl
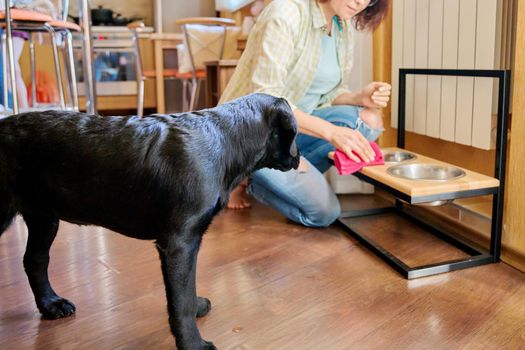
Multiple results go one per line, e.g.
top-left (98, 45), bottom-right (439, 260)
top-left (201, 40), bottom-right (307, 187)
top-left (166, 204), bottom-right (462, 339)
top-left (387, 163), bottom-right (466, 181)
top-left (400, 198), bottom-right (454, 207)
top-left (383, 150), bottom-right (417, 163)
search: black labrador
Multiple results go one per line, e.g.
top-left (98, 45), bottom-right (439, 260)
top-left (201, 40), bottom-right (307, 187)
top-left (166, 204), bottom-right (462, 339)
top-left (0, 93), bottom-right (300, 349)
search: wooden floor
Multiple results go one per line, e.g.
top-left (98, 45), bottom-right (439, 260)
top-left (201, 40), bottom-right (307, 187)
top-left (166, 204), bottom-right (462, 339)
top-left (1, 198), bottom-right (525, 349)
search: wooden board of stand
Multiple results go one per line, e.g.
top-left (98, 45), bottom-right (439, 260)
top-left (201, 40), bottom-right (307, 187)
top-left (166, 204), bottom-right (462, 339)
top-left (329, 147), bottom-right (499, 198)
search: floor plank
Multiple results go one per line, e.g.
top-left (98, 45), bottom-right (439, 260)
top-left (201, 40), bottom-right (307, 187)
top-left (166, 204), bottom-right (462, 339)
top-left (1, 200), bottom-right (524, 349)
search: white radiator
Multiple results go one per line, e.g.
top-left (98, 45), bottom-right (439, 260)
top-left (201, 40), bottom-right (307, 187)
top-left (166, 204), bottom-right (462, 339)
top-left (391, 0), bottom-right (515, 150)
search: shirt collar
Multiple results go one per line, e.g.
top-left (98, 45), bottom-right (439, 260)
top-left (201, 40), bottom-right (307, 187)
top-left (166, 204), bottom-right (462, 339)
top-left (312, 0), bottom-right (327, 30)
top-left (312, 0), bottom-right (345, 32)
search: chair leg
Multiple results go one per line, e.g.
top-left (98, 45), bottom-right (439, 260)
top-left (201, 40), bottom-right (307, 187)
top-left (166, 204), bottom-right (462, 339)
top-left (45, 24), bottom-right (66, 110)
top-left (182, 79), bottom-right (188, 112)
top-left (4, 23), bottom-right (18, 113)
top-left (60, 33), bottom-right (72, 110)
top-left (2, 33), bottom-right (9, 112)
top-left (191, 79), bottom-right (203, 111)
top-left (137, 78), bottom-right (145, 117)
top-left (65, 31), bottom-right (79, 111)
top-left (29, 34), bottom-right (37, 108)
top-left (189, 78), bottom-right (198, 111)
top-left (131, 28), bottom-right (144, 116)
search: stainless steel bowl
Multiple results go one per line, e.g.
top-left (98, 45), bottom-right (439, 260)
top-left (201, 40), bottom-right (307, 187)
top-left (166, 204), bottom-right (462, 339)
top-left (387, 163), bottom-right (466, 181)
top-left (400, 198), bottom-right (454, 207)
top-left (383, 150), bottom-right (417, 163)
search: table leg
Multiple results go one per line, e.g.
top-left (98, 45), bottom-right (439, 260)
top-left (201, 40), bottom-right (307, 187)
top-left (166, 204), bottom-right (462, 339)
top-left (154, 39), bottom-right (165, 114)
top-left (79, 0), bottom-right (97, 114)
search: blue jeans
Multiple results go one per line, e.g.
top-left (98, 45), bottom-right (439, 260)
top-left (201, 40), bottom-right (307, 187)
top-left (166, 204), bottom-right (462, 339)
top-left (247, 105), bottom-right (384, 227)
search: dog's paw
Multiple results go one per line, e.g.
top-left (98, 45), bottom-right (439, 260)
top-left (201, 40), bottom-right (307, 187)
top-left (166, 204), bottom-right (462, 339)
top-left (196, 297), bottom-right (211, 318)
top-left (38, 296), bottom-right (76, 319)
top-left (201, 340), bottom-right (217, 350)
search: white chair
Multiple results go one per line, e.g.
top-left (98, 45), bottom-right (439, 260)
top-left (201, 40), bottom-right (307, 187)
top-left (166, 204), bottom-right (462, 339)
top-left (129, 21), bottom-right (182, 116)
top-left (176, 17), bottom-right (235, 111)
top-left (130, 17), bottom-right (235, 116)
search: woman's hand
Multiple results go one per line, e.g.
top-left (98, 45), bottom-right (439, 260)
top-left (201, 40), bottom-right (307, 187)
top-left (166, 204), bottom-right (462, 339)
top-left (329, 125), bottom-right (375, 163)
top-left (361, 82), bottom-right (391, 109)
top-left (292, 108), bottom-right (375, 163)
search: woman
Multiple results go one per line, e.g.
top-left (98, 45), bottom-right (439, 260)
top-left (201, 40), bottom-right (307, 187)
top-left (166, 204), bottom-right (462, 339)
top-left (220, 0), bottom-right (391, 227)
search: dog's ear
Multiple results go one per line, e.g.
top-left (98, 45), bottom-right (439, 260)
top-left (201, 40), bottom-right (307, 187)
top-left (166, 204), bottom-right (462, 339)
top-left (264, 97), bottom-right (300, 170)
top-left (267, 98), bottom-right (298, 158)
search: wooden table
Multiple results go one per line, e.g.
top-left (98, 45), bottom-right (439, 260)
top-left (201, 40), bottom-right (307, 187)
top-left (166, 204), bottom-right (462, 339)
top-left (237, 34), bottom-right (248, 52)
top-left (150, 33), bottom-right (184, 114)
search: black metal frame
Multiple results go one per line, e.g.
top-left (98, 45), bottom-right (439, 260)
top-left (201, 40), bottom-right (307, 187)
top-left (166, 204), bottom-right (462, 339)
top-left (337, 68), bottom-right (511, 279)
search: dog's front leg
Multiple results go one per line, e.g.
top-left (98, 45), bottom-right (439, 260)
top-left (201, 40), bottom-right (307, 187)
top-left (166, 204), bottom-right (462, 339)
top-left (156, 236), bottom-right (216, 350)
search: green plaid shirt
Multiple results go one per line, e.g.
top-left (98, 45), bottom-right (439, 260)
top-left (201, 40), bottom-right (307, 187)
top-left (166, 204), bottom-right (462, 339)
top-left (219, 0), bottom-right (355, 111)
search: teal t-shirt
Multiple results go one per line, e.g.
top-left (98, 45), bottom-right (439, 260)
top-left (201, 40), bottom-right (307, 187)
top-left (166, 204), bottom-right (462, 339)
top-left (297, 22), bottom-right (341, 114)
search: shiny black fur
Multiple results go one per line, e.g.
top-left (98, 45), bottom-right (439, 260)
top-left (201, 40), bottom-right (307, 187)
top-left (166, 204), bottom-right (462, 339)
top-left (0, 93), bottom-right (300, 349)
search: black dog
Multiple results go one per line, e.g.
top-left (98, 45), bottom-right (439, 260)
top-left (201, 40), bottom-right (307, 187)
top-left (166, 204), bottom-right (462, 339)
top-left (0, 93), bottom-right (300, 349)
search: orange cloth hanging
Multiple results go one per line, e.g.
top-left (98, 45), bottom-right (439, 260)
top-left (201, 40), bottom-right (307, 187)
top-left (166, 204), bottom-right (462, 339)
top-left (27, 70), bottom-right (59, 105)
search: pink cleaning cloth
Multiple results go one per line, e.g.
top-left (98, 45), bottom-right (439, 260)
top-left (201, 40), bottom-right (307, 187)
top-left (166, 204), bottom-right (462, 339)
top-left (333, 141), bottom-right (384, 175)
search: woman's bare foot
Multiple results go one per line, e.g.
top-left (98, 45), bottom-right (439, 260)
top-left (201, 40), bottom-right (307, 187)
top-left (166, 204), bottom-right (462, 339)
top-left (227, 180), bottom-right (252, 209)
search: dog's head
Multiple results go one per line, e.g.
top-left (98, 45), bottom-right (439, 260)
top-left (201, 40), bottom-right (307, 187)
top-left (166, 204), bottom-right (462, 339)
top-left (260, 95), bottom-right (301, 172)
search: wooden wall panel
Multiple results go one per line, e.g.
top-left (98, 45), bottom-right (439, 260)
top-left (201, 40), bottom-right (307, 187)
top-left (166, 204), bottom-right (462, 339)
top-left (375, 0), bottom-right (395, 147)
top-left (503, 0), bottom-right (525, 272)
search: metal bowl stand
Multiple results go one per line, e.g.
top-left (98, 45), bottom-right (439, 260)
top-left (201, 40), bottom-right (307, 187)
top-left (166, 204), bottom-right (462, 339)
top-left (336, 69), bottom-right (511, 279)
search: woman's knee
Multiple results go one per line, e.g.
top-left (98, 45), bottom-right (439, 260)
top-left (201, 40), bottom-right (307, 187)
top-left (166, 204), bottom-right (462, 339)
top-left (300, 199), bottom-right (341, 228)
top-left (248, 166), bottom-right (341, 228)
top-left (360, 108), bottom-right (384, 129)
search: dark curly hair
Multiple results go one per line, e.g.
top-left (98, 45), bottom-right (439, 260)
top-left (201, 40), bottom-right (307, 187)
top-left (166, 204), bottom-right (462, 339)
top-left (318, 0), bottom-right (390, 32)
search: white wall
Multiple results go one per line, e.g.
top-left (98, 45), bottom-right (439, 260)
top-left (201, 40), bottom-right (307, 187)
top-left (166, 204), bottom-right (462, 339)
top-left (347, 30), bottom-right (374, 92)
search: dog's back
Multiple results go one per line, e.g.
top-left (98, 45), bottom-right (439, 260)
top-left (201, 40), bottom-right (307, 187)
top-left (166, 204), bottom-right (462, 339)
top-left (0, 110), bottom-right (222, 238)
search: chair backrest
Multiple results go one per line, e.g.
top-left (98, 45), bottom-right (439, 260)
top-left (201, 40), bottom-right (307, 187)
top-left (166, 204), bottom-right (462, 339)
top-left (175, 17), bottom-right (235, 76)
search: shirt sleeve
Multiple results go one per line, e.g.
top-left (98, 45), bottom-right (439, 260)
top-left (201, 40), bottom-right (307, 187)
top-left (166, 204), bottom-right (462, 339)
top-left (248, 8), bottom-right (300, 110)
top-left (322, 86), bottom-right (353, 106)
